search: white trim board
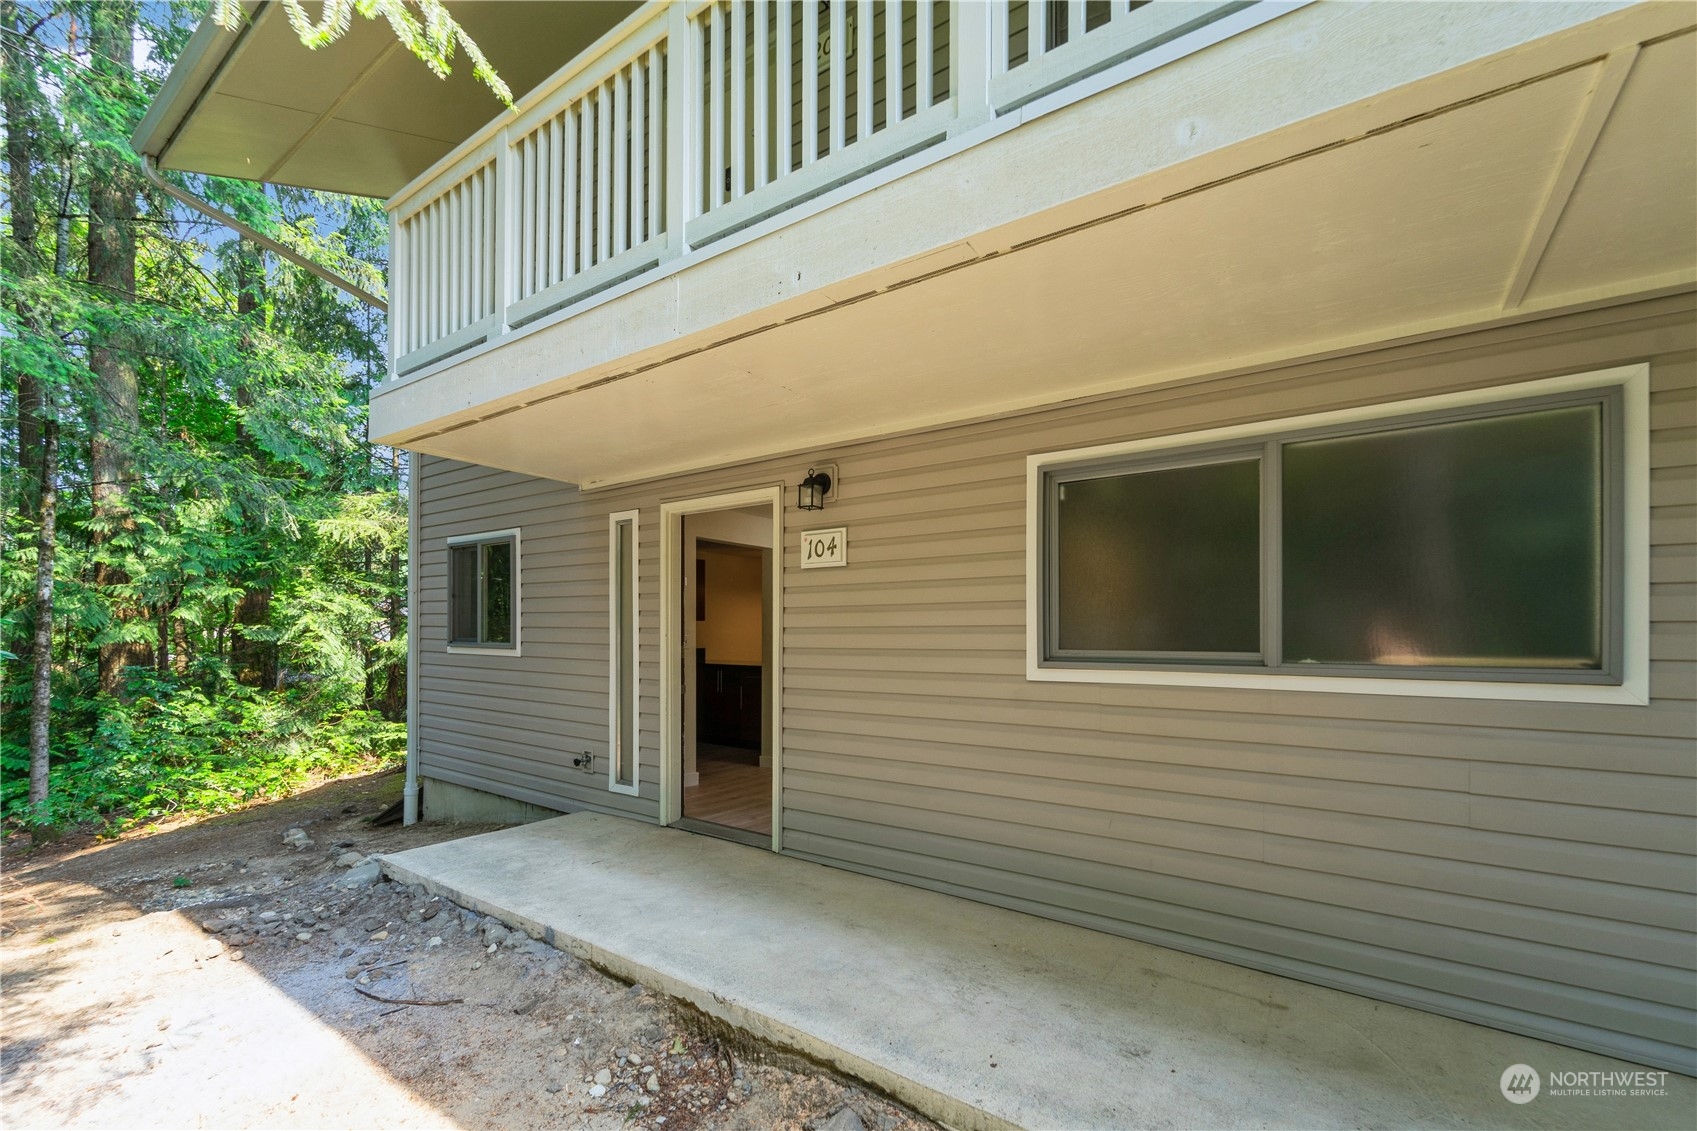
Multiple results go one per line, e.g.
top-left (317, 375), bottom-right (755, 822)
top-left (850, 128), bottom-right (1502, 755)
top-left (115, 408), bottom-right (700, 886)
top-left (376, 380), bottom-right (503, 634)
top-left (659, 486), bottom-right (786, 850)
top-left (608, 510), bottom-right (642, 798)
top-left (1024, 365), bottom-right (1652, 705)
top-left (404, 453), bottom-right (421, 824)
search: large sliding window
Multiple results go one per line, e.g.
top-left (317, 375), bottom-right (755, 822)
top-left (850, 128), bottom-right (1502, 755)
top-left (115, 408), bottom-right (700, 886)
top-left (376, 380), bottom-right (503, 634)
top-left (608, 511), bottom-right (640, 796)
top-left (1041, 386), bottom-right (1621, 684)
top-left (447, 530), bottom-right (519, 651)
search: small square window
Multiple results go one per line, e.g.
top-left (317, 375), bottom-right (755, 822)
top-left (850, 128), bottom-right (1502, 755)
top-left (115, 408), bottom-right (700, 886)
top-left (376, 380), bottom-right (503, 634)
top-left (448, 532), bottom-right (519, 649)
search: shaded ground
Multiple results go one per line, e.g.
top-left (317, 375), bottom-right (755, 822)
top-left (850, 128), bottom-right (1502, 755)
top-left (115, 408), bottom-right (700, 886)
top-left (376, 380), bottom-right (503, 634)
top-left (1, 772), bottom-right (935, 1131)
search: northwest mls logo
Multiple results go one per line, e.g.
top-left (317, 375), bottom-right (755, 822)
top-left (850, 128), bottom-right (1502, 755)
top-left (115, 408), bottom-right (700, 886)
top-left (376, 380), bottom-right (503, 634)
top-left (1500, 1064), bottom-right (1541, 1104)
top-left (1545, 1068), bottom-right (1670, 1098)
top-left (1499, 1063), bottom-right (1671, 1103)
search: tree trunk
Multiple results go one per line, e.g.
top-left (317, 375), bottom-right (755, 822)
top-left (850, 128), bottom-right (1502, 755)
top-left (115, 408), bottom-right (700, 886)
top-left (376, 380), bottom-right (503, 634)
top-left (53, 155), bottom-right (72, 277)
top-left (3, 0), bottom-right (45, 676)
top-left (8, 0), bottom-right (57, 831)
top-left (3, 0), bottom-right (43, 493)
top-left (383, 543), bottom-right (405, 716)
top-left (172, 615), bottom-right (191, 675)
top-left (230, 588), bottom-right (276, 688)
top-left (29, 400), bottom-right (58, 828)
top-left (87, 0), bottom-right (149, 693)
top-left (381, 653), bottom-right (405, 722)
top-left (228, 235), bottom-right (278, 689)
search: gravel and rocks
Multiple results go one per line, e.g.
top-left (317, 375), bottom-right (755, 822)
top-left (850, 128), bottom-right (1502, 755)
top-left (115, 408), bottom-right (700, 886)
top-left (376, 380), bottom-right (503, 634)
top-left (338, 860), bottom-right (382, 886)
top-left (2, 771), bottom-right (935, 1131)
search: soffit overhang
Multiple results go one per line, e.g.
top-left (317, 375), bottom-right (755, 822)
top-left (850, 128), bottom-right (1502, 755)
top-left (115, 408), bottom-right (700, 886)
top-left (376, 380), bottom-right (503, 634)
top-left (133, 0), bottom-right (637, 198)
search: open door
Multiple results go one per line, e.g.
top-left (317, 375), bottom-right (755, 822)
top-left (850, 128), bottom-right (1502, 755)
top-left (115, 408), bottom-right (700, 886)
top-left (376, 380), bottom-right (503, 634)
top-left (660, 490), bottom-right (782, 849)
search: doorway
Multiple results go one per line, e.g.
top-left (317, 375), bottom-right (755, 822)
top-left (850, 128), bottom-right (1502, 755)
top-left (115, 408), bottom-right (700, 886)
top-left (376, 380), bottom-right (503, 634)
top-left (660, 489), bottom-right (782, 850)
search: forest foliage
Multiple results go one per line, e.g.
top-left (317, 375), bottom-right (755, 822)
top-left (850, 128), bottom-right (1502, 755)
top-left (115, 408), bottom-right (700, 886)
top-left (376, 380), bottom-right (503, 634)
top-left (2, 0), bottom-right (409, 833)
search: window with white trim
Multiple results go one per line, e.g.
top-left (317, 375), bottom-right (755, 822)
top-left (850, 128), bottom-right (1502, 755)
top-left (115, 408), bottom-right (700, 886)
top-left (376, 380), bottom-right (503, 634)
top-left (608, 511), bottom-right (640, 796)
top-left (1040, 387), bottom-right (1623, 684)
top-left (447, 530), bottom-right (519, 650)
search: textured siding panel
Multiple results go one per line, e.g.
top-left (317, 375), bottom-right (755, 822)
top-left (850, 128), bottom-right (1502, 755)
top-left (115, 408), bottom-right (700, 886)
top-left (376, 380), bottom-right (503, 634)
top-left (416, 460), bottom-right (663, 818)
top-left (414, 293), bottom-right (1697, 1072)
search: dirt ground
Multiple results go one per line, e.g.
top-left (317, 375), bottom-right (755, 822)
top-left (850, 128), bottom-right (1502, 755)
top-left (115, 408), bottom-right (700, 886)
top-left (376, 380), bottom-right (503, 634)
top-left (1, 772), bottom-right (937, 1131)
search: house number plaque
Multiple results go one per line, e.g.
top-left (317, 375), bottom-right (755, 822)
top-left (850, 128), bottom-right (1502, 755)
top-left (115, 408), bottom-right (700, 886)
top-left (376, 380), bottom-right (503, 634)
top-left (800, 527), bottom-right (847, 569)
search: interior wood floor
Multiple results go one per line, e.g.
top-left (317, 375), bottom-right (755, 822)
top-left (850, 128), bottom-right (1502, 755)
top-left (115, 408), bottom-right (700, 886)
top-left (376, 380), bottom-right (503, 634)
top-left (683, 748), bottom-right (771, 835)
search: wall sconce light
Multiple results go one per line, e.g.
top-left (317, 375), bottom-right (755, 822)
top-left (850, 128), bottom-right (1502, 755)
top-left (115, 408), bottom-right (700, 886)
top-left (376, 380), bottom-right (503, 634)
top-left (797, 468), bottom-right (832, 511)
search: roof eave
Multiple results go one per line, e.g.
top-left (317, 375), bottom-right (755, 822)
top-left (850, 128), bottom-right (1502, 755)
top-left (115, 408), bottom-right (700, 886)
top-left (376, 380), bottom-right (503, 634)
top-left (131, 2), bottom-right (255, 161)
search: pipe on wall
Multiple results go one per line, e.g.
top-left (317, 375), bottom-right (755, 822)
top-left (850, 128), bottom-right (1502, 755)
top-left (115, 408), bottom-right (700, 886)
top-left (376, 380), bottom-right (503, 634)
top-left (140, 155), bottom-right (389, 312)
top-left (404, 452), bottom-right (420, 825)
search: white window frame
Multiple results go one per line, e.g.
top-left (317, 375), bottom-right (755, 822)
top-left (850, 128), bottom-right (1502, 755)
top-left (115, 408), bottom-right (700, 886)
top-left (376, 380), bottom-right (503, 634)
top-left (1025, 365), bottom-right (1650, 705)
top-left (608, 510), bottom-right (641, 797)
top-left (445, 527), bottom-right (522, 656)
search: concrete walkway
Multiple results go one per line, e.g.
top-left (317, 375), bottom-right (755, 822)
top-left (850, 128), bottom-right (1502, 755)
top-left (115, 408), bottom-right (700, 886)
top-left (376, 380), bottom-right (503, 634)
top-left (383, 813), bottom-right (1693, 1130)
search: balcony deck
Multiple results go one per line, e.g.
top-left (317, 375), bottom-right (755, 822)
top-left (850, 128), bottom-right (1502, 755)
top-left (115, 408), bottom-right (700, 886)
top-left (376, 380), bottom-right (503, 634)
top-left (385, 1), bottom-right (1273, 379)
top-left (370, 1), bottom-right (1695, 489)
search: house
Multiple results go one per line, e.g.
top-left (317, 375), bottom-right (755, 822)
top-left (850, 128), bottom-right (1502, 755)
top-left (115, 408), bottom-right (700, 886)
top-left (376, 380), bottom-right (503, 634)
top-left (135, 1), bottom-right (1697, 1075)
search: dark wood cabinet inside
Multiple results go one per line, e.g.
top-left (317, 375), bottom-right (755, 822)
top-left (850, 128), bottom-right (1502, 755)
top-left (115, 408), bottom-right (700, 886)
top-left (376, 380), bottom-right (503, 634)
top-left (697, 656), bottom-right (763, 749)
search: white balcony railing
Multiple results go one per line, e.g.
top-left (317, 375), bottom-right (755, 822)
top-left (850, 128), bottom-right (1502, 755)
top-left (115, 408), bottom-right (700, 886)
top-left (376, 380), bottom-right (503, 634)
top-left (388, 1), bottom-right (1257, 377)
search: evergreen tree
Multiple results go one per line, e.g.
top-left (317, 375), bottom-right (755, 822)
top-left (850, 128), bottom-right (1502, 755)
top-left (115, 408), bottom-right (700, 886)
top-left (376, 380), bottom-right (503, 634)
top-left (1, 0), bottom-right (408, 835)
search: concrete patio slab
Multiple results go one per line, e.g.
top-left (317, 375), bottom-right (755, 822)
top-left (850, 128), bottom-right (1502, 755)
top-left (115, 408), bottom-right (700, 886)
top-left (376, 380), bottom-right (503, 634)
top-left (382, 813), bottom-right (1694, 1130)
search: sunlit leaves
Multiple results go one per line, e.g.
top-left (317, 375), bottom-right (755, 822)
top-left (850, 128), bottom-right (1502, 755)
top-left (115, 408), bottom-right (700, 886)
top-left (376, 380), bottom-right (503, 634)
top-left (209, 0), bottom-right (513, 105)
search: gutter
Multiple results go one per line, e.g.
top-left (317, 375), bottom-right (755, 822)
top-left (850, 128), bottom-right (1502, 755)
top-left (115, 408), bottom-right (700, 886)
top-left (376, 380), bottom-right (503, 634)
top-left (404, 457), bottom-right (420, 825)
top-left (140, 155), bottom-right (388, 312)
top-left (130, 2), bottom-right (254, 165)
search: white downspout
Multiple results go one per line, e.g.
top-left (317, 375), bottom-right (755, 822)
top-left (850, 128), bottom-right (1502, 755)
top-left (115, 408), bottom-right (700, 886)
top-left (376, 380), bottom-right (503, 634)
top-left (140, 156), bottom-right (388, 312)
top-left (403, 452), bottom-right (421, 825)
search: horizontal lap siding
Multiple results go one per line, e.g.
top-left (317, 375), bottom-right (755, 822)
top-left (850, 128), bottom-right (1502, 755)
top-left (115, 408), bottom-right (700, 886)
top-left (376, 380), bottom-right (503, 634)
top-left (778, 295), bottom-right (1697, 1073)
top-left (414, 293), bottom-right (1697, 1072)
top-left (416, 460), bottom-right (664, 817)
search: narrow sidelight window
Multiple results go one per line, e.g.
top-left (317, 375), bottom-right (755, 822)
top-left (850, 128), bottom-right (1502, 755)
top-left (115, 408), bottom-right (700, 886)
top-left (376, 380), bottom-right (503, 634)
top-left (609, 511), bottom-right (640, 795)
top-left (447, 531), bottom-right (520, 650)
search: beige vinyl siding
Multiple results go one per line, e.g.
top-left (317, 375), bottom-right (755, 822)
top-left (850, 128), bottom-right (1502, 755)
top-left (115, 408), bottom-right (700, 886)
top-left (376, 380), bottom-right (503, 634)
top-left (416, 461), bottom-right (664, 819)
top-left (414, 291), bottom-right (1697, 1073)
